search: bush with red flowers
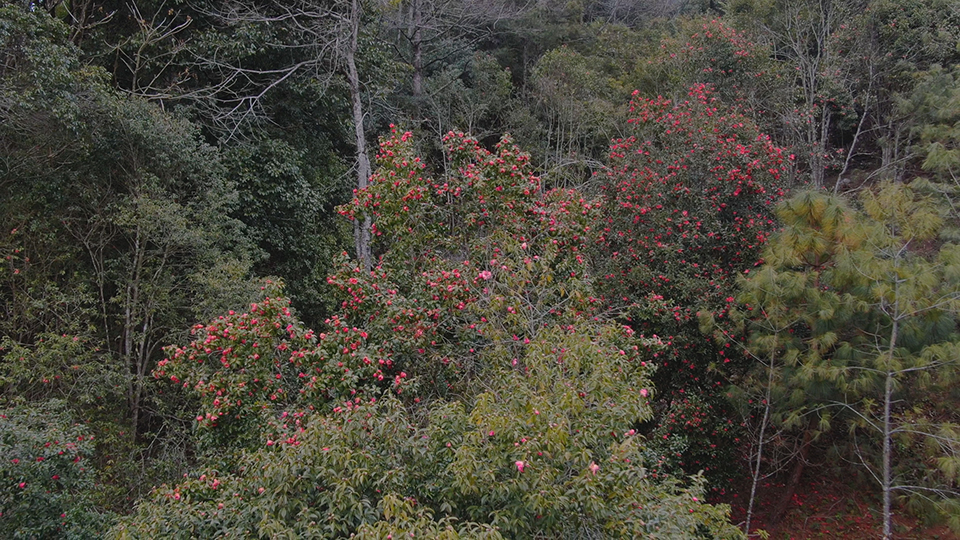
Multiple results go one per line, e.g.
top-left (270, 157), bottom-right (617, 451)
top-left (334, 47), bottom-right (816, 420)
top-left (598, 85), bottom-right (785, 484)
top-left (122, 131), bottom-right (745, 539)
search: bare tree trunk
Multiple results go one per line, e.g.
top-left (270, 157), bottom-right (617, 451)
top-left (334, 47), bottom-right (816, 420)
top-left (882, 366), bottom-right (894, 540)
top-left (879, 119), bottom-right (907, 181)
top-left (770, 429), bottom-right (811, 525)
top-left (346, 0), bottom-right (372, 270)
top-left (410, 0), bottom-right (423, 100)
top-left (125, 224), bottom-right (145, 436)
top-left (834, 71), bottom-right (871, 195)
top-left (882, 287), bottom-right (900, 540)
top-left (767, 0), bottom-right (841, 188)
top-left (745, 347), bottom-right (777, 535)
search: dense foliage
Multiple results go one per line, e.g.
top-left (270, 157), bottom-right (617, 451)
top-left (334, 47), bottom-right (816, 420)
top-left (736, 184), bottom-right (960, 535)
top-left (3, 0), bottom-right (960, 537)
top-left (0, 401), bottom-right (110, 538)
top-left (598, 84), bottom-right (785, 483)
top-left (114, 131), bottom-right (743, 538)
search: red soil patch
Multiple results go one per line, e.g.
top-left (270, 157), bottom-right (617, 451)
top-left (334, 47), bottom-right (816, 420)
top-left (716, 475), bottom-right (960, 539)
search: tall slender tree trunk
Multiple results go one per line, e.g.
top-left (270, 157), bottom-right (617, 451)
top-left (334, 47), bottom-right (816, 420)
top-left (745, 347), bottom-right (777, 535)
top-left (125, 224), bottom-right (145, 436)
top-left (346, 0), bottom-right (372, 270)
top-left (410, 0), bottom-right (423, 101)
top-left (879, 118), bottom-right (905, 181)
top-left (882, 290), bottom-right (901, 540)
top-left (882, 366), bottom-right (895, 540)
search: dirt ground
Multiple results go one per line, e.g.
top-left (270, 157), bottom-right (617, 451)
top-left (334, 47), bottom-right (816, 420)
top-left (716, 475), bottom-right (959, 539)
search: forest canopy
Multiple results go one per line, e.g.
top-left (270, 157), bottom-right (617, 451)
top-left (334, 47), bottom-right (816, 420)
top-left (2, 1), bottom-right (959, 538)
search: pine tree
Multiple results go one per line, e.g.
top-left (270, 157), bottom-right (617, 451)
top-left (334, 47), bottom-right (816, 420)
top-left (740, 184), bottom-right (960, 536)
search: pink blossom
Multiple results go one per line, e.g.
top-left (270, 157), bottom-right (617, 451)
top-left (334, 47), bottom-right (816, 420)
top-left (515, 460), bottom-right (525, 473)
top-left (479, 270), bottom-right (493, 280)
top-left (640, 388), bottom-right (649, 398)
top-left (589, 461), bottom-right (600, 475)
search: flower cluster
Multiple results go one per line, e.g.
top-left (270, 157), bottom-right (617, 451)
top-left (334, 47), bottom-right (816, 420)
top-left (154, 281), bottom-right (407, 451)
top-left (644, 18), bottom-right (783, 120)
top-left (155, 284), bottom-right (318, 431)
top-left (125, 129), bottom-right (750, 539)
top-left (599, 85), bottom-right (785, 484)
top-left (335, 130), bottom-right (605, 396)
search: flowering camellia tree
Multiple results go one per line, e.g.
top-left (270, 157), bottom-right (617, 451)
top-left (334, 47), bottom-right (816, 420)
top-left (153, 284), bottom-right (320, 456)
top-left (598, 85), bottom-right (786, 484)
top-left (0, 401), bottom-right (110, 538)
top-left (635, 18), bottom-right (785, 127)
top-left (115, 130), bottom-right (745, 538)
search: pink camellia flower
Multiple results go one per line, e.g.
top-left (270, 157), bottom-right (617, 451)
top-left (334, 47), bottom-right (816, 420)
top-left (479, 270), bottom-right (493, 280)
top-left (589, 461), bottom-right (600, 475)
top-left (515, 460), bottom-right (525, 473)
top-left (640, 388), bottom-right (649, 398)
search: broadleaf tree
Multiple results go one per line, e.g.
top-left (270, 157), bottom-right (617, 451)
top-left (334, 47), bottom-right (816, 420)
top-left (119, 129), bottom-right (747, 538)
top-left (598, 84), bottom-right (785, 485)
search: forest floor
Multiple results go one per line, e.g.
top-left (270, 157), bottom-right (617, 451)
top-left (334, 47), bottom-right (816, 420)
top-left (717, 474), bottom-right (960, 539)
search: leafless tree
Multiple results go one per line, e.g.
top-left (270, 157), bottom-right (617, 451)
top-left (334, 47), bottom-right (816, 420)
top-left (180, 0), bottom-right (377, 266)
